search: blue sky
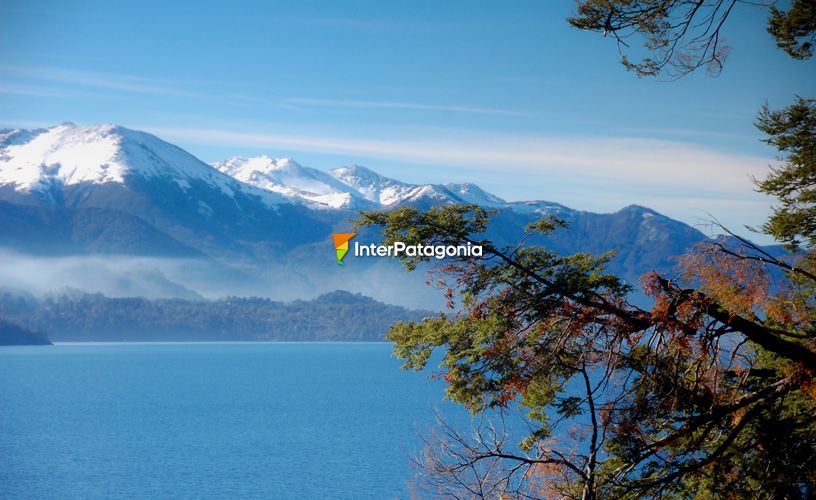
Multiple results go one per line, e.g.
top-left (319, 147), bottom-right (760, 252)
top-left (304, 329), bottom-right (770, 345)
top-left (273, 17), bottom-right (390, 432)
top-left (1, 0), bottom-right (813, 242)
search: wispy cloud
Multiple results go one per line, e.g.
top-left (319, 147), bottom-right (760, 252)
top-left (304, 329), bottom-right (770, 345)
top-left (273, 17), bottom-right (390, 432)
top-left (0, 65), bottom-right (522, 117)
top-left (284, 97), bottom-right (527, 116)
top-left (616, 127), bottom-right (754, 141)
top-left (0, 65), bottom-right (202, 97)
top-left (143, 123), bottom-right (774, 240)
top-left (0, 83), bottom-right (91, 99)
top-left (225, 94), bottom-right (307, 111)
top-left (0, 117), bottom-right (59, 129)
top-left (145, 125), bottom-right (770, 197)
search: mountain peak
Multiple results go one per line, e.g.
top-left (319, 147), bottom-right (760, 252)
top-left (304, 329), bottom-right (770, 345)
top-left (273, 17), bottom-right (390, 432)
top-left (619, 204), bottom-right (662, 219)
top-left (4, 123), bottom-right (681, 226)
top-left (0, 123), bottom-right (286, 206)
top-left (621, 204), bottom-right (655, 213)
top-left (443, 182), bottom-right (506, 207)
top-left (331, 164), bottom-right (376, 175)
top-left (215, 155), bottom-right (301, 177)
top-left (213, 156), bottom-right (371, 209)
top-left (329, 164), bottom-right (394, 184)
top-left (329, 165), bottom-right (420, 205)
top-left (0, 123), bottom-right (133, 189)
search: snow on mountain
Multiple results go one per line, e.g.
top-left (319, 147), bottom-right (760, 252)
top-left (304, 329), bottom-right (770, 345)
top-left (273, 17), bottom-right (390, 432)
top-left (327, 165), bottom-right (480, 207)
top-left (507, 200), bottom-right (574, 216)
top-left (443, 183), bottom-right (506, 207)
top-left (0, 123), bottom-right (337, 258)
top-left (0, 122), bottom-right (552, 215)
top-left (212, 156), bottom-right (373, 209)
top-left (216, 160), bottom-right (481, 209)
top-left (328, 165), bottom-right (418, 205)
top-left (0, 123), bottom-right (285, 206)
top-left (0, 123), bottom-right (716, 301)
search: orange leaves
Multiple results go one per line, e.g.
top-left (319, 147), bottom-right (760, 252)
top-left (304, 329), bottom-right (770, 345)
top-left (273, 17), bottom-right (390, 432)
top-left (679, 243), bottom-right (770, 320)
top-left (641, 272), bottom-right (706, 341)
top-left (801, 371), bottom-right (816, 400)
top-left (496, 387), bottom-right (518, 408)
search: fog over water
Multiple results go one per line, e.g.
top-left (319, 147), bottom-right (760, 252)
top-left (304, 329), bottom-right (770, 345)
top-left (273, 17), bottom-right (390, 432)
top-left (0, 249), bottom-right (446, 309)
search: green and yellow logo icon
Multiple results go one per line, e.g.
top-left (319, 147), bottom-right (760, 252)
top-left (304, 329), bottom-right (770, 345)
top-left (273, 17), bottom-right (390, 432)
top-left (332, 232), bottom-right (356, 265)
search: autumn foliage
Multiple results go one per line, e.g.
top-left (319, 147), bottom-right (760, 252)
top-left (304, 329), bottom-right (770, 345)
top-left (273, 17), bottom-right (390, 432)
top-left (356, 98), bottom-right (816, 498)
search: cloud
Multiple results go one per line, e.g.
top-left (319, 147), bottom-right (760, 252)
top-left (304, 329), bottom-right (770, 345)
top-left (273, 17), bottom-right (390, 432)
top-left (142, 123), bottom-right (776, 241)
top-left (0, 65), bottom-right (520, 117)
top-left (0, 65), bottom-right (202, 97)
top-left (0, 83), bottom-right (92, 99)
top-left (616, 127), bottom-right (753, 141)
top-left (145, 125), bottom-right (770, 197)
top-left (0, 252), bottom-right (205, 299)
top-left (0, 250), bottom-right (445, 309)
top-left (285, 97), bottom-right (528, 116)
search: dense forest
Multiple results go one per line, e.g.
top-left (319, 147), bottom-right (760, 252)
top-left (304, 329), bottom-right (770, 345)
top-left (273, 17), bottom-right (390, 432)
top-left (0, 318), bottom-right (51, 345)
top-left (0, 289), bottom-right (431, 341)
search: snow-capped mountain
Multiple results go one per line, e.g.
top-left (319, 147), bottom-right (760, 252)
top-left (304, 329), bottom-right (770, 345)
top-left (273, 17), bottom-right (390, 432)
top-left (208, 158), bottom-right (510, 210)
top-left (326, 165), bottom-right (488, 208)
top-left (443, 183), bottom-right (506, 207)
top-left (328, 165), bottom-right (426, 206)
top-left (0, 123), bottom-right (555, 214)
top-left (506, 200), bottom-right (573, 215)
top-left (212, 156), bottom-right (374, 209)
top-left (0, 122), bottom-right (713, 303)
top-left (0, 123), bottom-right (332, 258)
top-left (0, 123), bottom-right (284, 206)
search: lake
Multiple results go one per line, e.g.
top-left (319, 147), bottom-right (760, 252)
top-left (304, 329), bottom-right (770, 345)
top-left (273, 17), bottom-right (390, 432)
top-left (0, 342), bottom-right (465, 499)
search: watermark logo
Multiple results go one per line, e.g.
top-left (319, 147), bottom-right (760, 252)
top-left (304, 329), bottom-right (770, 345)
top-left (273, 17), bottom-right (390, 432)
top-left (332, 232), bottom-right (357, 265)
top-left (331, 232), bottom-right (483, 265)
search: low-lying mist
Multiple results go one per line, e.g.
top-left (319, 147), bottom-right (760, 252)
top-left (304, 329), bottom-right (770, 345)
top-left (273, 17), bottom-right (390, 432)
top-left (0, 249), bottom-right (446, 310)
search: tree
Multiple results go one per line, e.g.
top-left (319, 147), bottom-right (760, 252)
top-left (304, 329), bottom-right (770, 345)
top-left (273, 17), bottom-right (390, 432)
top-left (354, 97), bottom-right (816, 497)
top-left (355, 3), bottom-right (815, 498)
top-left (568, 0), bottom-right (816, 77)
top-left (755, 96), bottom-right (816, 252)
top-left (356, 176), bottom-right (815, 496)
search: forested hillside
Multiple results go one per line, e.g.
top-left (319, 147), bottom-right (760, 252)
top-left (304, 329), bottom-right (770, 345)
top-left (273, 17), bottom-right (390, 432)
top-left (0, 290), bottom-right (430, 342)
top-left (0, 318), bottom-right (51, 345)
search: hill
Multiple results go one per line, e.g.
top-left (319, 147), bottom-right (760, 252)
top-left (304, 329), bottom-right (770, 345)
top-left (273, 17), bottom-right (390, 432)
top-left (0, 318), bottom-right (52, 345)
top-left (0, 290), bottom-right (431, 342)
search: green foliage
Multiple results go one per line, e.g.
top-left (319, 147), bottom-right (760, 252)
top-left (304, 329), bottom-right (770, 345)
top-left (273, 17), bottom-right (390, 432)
top-left (355, 7), bottom-right (816, 497)
top-left (357, 201), bottom-right (816, 498)
top-left (0, 318), bottom-right (51, 345)
top-left (755, 97), bottom-right (816, 250)
top-left (570, 0), bottom-right (815, 77)
top-left (768, 0), bottom-right (816, 60)
top-left (355, 204), bottom-right (493, 271)
top-left (0, 290), bottom-right (430, 342)
top-left (553, 396), bottom-right (584, 418)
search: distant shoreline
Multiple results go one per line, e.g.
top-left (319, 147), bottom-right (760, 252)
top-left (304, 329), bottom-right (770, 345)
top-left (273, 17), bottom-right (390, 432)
top-left (43, 340), bottom-right (393, 345)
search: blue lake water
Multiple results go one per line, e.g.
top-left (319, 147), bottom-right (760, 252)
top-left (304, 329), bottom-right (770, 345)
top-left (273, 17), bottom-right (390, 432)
top-left (0, 342), bottom-right (465, 499)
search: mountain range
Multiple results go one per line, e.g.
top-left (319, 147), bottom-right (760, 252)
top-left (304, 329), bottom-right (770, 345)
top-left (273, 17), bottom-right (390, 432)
top-left (0, 122), bottom-right (713, 308)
